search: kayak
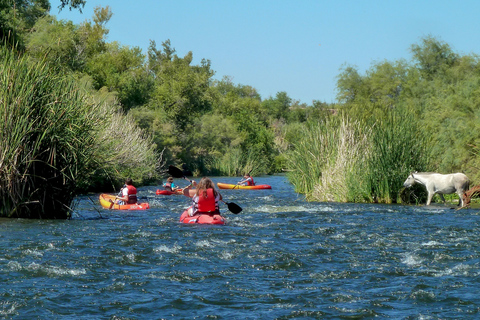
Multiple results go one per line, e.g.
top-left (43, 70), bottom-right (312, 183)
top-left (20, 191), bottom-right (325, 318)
top-left (156, 189), bottom-right (183, 195)
top-left (99, 194), bottom-right (150, 210)
top-left (217, 182), bottom-right (272, 190)
top-left (179, 207), bottom-right (226, 225)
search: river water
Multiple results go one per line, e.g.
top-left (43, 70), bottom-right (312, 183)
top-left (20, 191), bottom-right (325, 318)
top-left (1, 175), bottom-right (480, 319)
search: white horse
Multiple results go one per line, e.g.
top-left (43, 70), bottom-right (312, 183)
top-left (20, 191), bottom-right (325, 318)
top-left (403, 172), bottom-right (470, 207)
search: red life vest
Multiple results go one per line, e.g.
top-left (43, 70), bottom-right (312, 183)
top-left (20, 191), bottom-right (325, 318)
top-left (246, 177), bottom-right (255, 186)
top-left (126, 184), bottom-right (137, 204)
top-left (194, 188), bottom-right (218, 213)
top-left (164, 182), bottom-right (172, 191)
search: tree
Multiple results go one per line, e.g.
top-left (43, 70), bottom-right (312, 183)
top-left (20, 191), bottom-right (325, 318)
top-left (261, 91), bottom-right (292, 121)
top-left (336, 65), bottom-right (364, 104)
top-left (147, 39), bottom-right (215, 130)
top-left (86, 41), bottom-right (152, 110)
top-left (26, 6), bottom-right (112, 72)
top-left (0, 0), bottom-right (50, 48)
top-left (410, 35), bottom-right (458, 80)
top-left (56, 0), bottom-right (86, 12)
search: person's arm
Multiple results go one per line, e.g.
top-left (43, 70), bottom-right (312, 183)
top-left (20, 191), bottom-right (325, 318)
top-left (116, 188), bottom-right (129, 202)
top-left (183, 181), bottom-right (196, 197)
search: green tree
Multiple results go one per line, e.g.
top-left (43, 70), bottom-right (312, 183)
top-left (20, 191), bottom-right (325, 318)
top-left (0, 0), bottom-right (50, 48)
top-left (86, 41), bottom-right (152, 110)
top-left (410, 35), bottom-right (458, 80)
top-left (56, 0), bottom-right (85, 12)
top-left (261, 91), bottom-right (292, 121)
top-left (25, 6), bottom-right (112, 72)
top-left (147, 39), bottom-right (215, 131)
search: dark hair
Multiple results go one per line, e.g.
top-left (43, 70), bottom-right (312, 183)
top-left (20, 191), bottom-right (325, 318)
top-left (125, 178), bottom-right (133, 185)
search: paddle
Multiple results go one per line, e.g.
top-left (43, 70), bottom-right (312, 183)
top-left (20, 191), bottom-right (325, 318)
top-left (110, 184), bottom-right (126, 209)
top-left (168, 165), bottom-right (243, 214)
top-left (221, 200), bottom-right (242, 214)
top-left (168, 165), bottom-right (192, 183)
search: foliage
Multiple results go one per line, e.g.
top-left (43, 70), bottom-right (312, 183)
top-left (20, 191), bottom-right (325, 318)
top-left (286, 117), bottom-right (371, 202)
top-left (147, 40), bottom-right (214, 131)
top-left (0, 46), bottom-right (98, 218)
top-left (86, 41), bottom-right (152, 110)
top-left (56, 0), bottom-right (85, 12)
top-left (0, 0), bottom-right (50, 48)
top-left (366, 107), bottom-right (431, 203)
top-left (25, 7), bottom-right (111, 72)
top-left (83, 98), bottom-right (160, 192)
top-left (6, 1), bottom-right (480, 210)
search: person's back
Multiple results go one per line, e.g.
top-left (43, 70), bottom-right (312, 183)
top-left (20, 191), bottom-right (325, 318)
top-left (118, 178), bottom-right (137, 204)
top-left (183, 177), bottom-right (222, 216)
top-left (163, 177), bottom-right (177, 191)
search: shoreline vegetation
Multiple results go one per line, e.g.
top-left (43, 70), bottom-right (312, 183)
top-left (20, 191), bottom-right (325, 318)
top-left (2, 2), bottom-right (480, 217)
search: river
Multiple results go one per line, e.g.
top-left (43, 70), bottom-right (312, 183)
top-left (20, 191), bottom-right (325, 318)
top-left (1, 175), bottom-right (479, 319)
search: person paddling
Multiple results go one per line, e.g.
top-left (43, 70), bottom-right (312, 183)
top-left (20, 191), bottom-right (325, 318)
top-left (238, 173), bottom-right (255, 186)
top-left (163, 177), bottom-right (179, 192)
top-left (116, 178), bottom-right (138, 205)
top-left (183, 177), bottom-right (223, 217)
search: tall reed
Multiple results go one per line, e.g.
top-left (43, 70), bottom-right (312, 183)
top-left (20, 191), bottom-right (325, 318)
top-left (286, 117), bottom-right (372, 202)
top-left (366, 107), bottom-right (431, 203)
top-left (0, 47), bottom-right (99, 218)
top-left (81, 96), bottom-right (160, 192)
top-left (285, 108), bottom-right (431, 203)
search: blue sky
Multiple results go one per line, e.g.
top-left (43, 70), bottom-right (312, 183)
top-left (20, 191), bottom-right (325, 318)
top-left (50, 0), bottom-right (480, 104)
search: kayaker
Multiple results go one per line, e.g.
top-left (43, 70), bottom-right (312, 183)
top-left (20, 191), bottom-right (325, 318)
top-left (238, 173), bottom-right (255, 186)
top-left (116, 178), bottom-right (138, 205)
top-left (163, 177), bottom-right (179, 191)
top-left (183, 177), bottom-right (223, 217)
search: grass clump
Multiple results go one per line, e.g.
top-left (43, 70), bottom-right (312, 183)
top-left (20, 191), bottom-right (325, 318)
top-left (285, 107), bottom-right (430, 203)
top-left (0, 47), bottom-right (159, 218)
top-left (0, 47), bottom-right (99, 218)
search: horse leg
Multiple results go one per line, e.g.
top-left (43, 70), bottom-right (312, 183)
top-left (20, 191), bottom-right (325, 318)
top-left (439, 194), bottom-right (446, 204)
top-left (457, 191), bottom-right (464, 207)
top-left (426, 192), bottom-right (434, 205)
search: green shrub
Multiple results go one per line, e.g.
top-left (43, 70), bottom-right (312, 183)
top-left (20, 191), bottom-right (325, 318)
top-left (0, 47), bottom-right (99, 218)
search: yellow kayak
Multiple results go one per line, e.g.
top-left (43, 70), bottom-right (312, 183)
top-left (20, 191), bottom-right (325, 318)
top-left (217, 182), bottom-right (272, 190)
top-left (99, 194), bottom-right (150, 210)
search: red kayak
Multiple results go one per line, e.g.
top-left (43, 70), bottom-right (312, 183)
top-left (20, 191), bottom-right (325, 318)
top-left (156, 189), bottom-right (183, 195)
top-left (179, 207), bottom-right (226, 225)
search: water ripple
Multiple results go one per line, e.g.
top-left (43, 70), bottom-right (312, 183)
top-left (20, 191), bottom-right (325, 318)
top-left (1, 176), bottom-right (480, 319)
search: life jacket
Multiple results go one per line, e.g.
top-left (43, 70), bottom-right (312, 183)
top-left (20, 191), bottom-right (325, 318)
top-left (164, 182), bottom-right (172, 191)
top-left (193, 188), bottom-right (218, 214)
top-left (126, 184), bottom-right (137, 204)
top-left (246, 177), bottom-right (255, 186)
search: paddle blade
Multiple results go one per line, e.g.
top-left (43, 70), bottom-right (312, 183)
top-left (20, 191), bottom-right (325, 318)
top-left (168, 165), bottom-right (184, 178)
top-left (226, 201), bottom-right (242, 214)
